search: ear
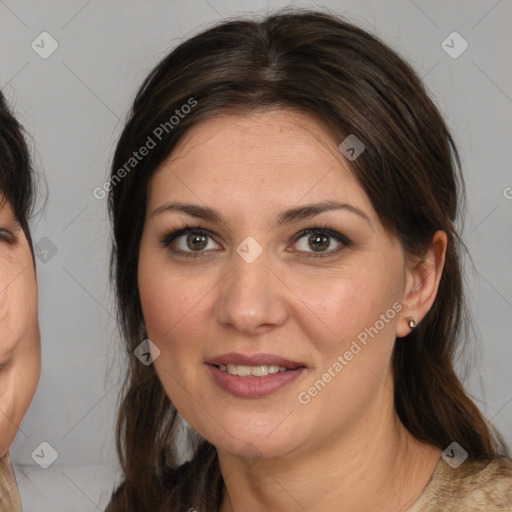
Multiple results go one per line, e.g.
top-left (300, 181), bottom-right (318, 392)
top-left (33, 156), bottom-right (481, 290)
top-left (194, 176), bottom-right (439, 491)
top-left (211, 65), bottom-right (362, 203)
top-left (396, 230), bottom-right (448, 338)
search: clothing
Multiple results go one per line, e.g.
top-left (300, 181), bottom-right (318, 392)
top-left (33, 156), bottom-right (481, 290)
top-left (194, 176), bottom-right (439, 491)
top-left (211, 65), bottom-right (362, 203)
top-left (101, 455), bottom-right (512, 511)
top-left (0, 452), bottom-right (22, 512)
top-left (408, 455), bottom-right (512, 511)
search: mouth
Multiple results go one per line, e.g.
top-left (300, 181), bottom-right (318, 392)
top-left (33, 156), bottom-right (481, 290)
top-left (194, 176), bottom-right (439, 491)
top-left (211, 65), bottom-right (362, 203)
top-left (205, 352), bottom-right (306, 378)
top-left (209, 363), bottom-right (300, 377)
top-left (204, 352), bottom-right (307, 398)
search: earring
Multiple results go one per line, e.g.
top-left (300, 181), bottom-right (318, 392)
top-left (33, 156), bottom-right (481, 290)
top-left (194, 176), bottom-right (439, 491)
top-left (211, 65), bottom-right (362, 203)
top-left (407, 317), bottom-right (416, 329)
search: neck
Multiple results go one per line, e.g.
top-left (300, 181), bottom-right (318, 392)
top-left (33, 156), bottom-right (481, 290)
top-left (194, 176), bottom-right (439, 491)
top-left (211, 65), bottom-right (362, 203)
top-left (217, 378), bottom-right (441, 512)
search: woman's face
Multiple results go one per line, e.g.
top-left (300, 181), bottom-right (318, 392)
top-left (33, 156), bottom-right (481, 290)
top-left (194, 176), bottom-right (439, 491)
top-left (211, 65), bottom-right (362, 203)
top-left (138, 109), bottom-right (415, 462)
top-left (0, 199), bottom-right (40, 457)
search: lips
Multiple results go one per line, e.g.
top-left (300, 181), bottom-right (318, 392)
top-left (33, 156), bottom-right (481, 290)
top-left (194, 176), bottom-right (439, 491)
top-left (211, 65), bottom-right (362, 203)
top-left (205, 353), bottom-right (308, 398)
top-left (205, 352), bottom-right (306, 369)
top-left (206, 362), bottom-right (307, 398)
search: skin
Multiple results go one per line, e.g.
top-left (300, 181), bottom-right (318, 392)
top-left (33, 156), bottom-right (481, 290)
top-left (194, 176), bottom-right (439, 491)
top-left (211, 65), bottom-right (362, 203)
top-left (0, 199), bottom-right (40, 458)
top-left (138, 109), bottom-right (447, 511)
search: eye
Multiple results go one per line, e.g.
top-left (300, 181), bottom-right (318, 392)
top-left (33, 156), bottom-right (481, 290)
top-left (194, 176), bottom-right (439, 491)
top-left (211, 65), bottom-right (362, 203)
top-left (160, 223), bottom-right (350, 259)
top-left (0, 228), bottom-right (14, 242)
top-left (160, 224), bottom-right (221, 258)
top-left (291, 225), bottom-right (351, 258)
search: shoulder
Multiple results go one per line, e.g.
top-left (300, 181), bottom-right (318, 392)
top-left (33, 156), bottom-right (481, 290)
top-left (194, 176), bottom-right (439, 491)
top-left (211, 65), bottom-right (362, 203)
top-left (455, 456), bottom-right (512, 504)
top-left (409, 456), bottom-right (512, 511)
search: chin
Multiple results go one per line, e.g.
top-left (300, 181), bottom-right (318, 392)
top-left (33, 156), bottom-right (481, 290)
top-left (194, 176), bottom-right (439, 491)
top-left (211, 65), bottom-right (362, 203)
top-left (199, 416), bottom-right (301, 463)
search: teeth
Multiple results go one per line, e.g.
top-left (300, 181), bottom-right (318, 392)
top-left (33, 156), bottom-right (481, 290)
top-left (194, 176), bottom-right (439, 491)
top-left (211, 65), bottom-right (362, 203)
top-left (218, 364), bottom-right (289, 377)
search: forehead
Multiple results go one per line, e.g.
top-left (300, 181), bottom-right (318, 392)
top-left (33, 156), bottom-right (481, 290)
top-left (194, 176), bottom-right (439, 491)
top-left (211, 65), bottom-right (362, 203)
top-left (147, 110), bottom-right (373, 218)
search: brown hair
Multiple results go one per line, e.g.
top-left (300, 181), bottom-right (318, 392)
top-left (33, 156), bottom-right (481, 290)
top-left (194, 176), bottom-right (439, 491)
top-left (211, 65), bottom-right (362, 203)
top-left (106, 9), bottom-right (509, 511)
top-left (0, 90), bottom-right (37, 256)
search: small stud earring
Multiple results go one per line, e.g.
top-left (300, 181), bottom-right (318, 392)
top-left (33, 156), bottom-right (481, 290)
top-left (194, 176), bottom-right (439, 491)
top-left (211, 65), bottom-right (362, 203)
top-left (407, 317), bottom-right (416, 329)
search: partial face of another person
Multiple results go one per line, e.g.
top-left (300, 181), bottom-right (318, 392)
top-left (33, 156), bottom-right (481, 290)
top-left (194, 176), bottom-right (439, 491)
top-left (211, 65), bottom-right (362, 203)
top-left (0, 198), bottom-right (40, 457)
top-left (137, 109), bottom-right (438, 462)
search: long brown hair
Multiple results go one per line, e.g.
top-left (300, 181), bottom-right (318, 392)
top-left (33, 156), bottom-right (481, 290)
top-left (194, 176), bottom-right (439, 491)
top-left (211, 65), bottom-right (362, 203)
top-left (105, 9), bottom-right (509, 511)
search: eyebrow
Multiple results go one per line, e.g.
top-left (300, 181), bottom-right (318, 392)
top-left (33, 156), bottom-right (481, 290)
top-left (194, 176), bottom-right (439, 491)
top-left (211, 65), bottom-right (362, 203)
top-left (151, 200), bottom-right (370, 226)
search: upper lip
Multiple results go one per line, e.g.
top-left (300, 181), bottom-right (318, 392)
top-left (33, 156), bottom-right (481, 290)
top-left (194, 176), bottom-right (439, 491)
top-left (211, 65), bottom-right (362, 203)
top-left (206, 352), bottom-right (306, 369)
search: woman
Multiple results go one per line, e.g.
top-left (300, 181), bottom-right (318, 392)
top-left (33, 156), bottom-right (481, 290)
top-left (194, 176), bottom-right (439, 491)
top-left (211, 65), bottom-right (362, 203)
top-left (105, 10), bottom-right (512, 511)
top-left (0, 90), bottom-right (41, 511)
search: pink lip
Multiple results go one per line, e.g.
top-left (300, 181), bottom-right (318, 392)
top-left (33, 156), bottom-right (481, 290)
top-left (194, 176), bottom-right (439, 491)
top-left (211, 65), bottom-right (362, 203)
top-left (205, 352), bottom-right (306, 369)
top-left (205, 363), bottom-right (307, 398)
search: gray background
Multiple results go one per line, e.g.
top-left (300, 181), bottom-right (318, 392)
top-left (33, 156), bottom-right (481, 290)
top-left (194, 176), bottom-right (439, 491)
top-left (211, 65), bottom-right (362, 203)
top-left (1, 0), bottom-right (511, 510)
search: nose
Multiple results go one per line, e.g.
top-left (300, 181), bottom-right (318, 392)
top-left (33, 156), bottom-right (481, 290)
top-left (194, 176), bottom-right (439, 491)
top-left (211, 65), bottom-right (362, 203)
top-left (215, 243), bottom-right (288, 335)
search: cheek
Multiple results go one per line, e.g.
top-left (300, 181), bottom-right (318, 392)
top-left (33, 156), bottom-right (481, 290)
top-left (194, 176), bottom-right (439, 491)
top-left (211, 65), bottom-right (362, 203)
top-left (138, 266), bottom-right (215, 432)
top-left (291, 267), bottom-right (393, 351)
top-left (139, 269), bottom-right (205, 341)
top-left (137, 256), bottom-right (217, 381)
top-left (0, 265), bottom-right (12, 323)
top-left (0, 262), bottom-right (39, 346)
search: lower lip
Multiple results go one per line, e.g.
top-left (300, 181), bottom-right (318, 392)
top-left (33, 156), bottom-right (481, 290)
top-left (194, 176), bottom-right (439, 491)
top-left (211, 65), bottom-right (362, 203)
top-left (205, 364), bottom-right (307, 398)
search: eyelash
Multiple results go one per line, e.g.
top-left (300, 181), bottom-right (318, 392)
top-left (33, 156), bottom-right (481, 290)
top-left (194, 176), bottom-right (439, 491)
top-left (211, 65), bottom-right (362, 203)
top-left (159, 223), bottom-right (351, 259)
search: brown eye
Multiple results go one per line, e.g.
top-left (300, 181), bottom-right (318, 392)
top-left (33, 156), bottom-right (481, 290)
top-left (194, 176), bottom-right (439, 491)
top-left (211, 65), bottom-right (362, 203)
top-left (184, 232), bottom-right (209, 251)
top-left (307, 232), bottom-right (331, 251)
top-left (292, 227), bottom-right (351, 258)
top-left (160, 226), bottom-right (221, 258)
